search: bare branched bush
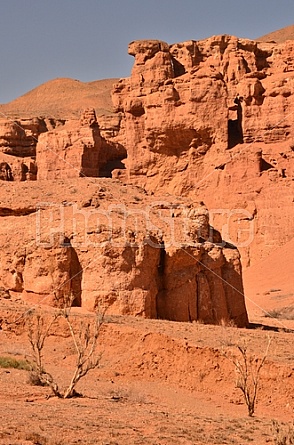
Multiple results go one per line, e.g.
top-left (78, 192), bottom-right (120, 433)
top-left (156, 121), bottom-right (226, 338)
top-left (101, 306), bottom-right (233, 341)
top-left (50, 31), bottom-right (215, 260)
top-left (27, 311), bottom-right (61, 396)
top-left (62, 306), bottom-right (104, 399)
top-left (224, 337), bottom-right (271, 417)
top-left (26, 301), bottom-right (105, 399)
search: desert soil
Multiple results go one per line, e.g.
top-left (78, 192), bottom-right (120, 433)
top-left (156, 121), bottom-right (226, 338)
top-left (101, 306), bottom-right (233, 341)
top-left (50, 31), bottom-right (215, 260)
top-left (0, 298), bottom-right (293, 445)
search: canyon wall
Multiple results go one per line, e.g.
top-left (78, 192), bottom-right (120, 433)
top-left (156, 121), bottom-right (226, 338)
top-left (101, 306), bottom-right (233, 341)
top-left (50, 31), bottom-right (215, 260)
top-left (110, 36), bottom-right (294, 266)
top-left (1, 33), bottom-right (294, 322)
top-left (0, 180), bottom-right (248, 327)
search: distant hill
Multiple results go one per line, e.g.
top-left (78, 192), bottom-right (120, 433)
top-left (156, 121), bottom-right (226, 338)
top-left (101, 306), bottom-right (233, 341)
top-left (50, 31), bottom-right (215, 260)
top-left (257, 23), bottom-right (294, 43)
top-left (0, 77), bottom-right (119, 119)
top-left (2, 25), bottom-right (294, 119)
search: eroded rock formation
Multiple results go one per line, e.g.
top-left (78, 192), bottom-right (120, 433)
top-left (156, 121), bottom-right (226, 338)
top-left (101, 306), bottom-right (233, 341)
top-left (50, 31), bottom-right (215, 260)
top-left (0, 179), bottom-right (248, 326)
top-left (1, 32), bottom-right (294, 324)
top-left (111, 36), bottom-right (294, 188)
top-left (110, 36), bottom-right (294, 267)
top-left (36, 109), bottom-right (102, 179)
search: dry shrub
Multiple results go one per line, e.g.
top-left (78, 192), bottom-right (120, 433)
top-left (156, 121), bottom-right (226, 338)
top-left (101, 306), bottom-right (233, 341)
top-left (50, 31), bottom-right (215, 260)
top-left (272, 420), bottom-right (294, 445)
top-left (223, 337), bottom-right (271, 417)
top-left (26, 301), bottom-right (105, 399)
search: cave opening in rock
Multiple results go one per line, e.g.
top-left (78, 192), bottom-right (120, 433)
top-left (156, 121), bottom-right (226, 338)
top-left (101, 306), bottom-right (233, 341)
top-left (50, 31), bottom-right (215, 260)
top-left (70, 247), bottom-right (82, 307)
top-left (21, 164), bottom-right (29, 181)
top-left (260, 158), bottom-right (274, 171)
top-left (99, 155), bottom-right (126, 178)
top-left (171, 57), bottom-right (186, 77)
top-left (228, 96), bottom-right (243, 149)
top-left (63, 237), bottom-right (83, 307)
top-left (0, 162), bottom-right (13, 181)
top-left (98, 141), bottom-right (127, 178)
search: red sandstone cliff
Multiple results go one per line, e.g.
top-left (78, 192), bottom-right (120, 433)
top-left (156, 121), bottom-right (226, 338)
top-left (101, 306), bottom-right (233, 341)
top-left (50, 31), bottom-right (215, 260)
top-left (0, 30), bottom-right (293, 324)
top-left (110, 36), bottom-right (294, 269)
top-left (0, 179), bottom-right (248, 327)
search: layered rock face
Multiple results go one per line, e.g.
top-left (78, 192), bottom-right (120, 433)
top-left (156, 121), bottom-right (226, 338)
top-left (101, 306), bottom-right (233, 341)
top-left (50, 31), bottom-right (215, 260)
top-left (0, 179), bottom-right (248, 327)
top-left (112, 36), bottom-right (294, 188)
top-left (112, 39), bottom-right (228, 188)
top-left (111, 36), bottom-right (294, 266)
top-left (37, 109), bottom-right (102, 179)
top-left (0, 117), bottom-right (46, 181)
top-left (0, 109), bottom-right (126, 182)
top-left (3, 33), bottom-right (294, 324)
top-left (0, 117), bottom-right (46, 157)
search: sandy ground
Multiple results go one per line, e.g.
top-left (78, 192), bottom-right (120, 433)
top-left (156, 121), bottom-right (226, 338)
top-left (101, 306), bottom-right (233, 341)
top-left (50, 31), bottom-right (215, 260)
top-left (243, 237), bottom-right (294, 323)
top-left (0, 298), bottom-right (293, 445)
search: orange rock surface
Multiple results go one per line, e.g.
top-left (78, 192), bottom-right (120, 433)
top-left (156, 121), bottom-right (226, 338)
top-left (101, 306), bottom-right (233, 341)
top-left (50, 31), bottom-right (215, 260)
top-left (110, 35), bottom-right (294, 277)
top-left (0, 29), bottom-right (293, 325)
top-left (0, 26), bottom-right (294, 445)
top-left (0, 179), bottom-right (248, 326)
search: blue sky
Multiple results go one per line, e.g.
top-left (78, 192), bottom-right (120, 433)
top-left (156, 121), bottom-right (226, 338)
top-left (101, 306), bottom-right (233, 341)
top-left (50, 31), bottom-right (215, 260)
top-left (1, 0), bottom-right (294, 103)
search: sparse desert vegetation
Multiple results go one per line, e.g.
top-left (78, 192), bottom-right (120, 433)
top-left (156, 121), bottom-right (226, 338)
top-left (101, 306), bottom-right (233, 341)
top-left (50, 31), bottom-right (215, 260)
top-left (0, 299), bottom-right (293, 444)
top-left (223, 337), bottom-right (272, 417)
top-left (265, 306), bottom-right (294, 321)
top-left (26, 305), bottom-right (104, 399)
top-left (0, 356), bottom-right (33, 371)
top-left (272, 420), bottom-right (294, 445)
